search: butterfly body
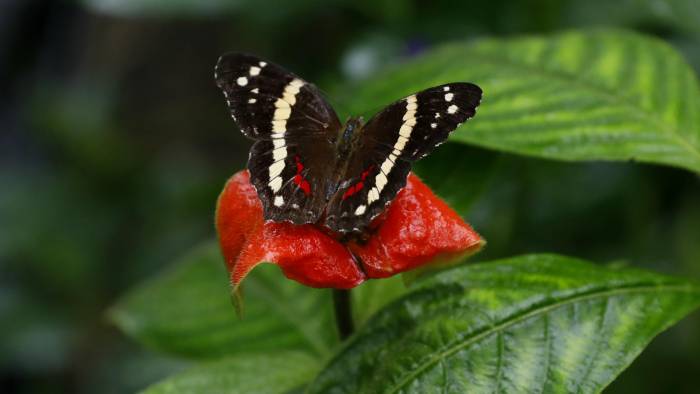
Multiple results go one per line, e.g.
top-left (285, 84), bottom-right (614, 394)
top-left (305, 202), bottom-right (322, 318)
top-left (215, 53), bottom-right (482, 234)
top-left (329, 117), bottom-right (366, 190)
top-left (338, 117), bottom-right (362, 154)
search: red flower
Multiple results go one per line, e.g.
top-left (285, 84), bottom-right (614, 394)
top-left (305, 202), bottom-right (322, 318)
top-left (216, 170), bottom-right (484, 289)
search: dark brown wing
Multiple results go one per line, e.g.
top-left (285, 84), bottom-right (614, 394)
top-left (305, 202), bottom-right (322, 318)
top-left (323, 83), bottom-right (482, 233)
top-left (215, 53), bottom-right (341, 224)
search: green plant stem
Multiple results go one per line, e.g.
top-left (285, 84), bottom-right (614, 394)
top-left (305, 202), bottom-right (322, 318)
top-left (333, 289), bottom-right (354, 340)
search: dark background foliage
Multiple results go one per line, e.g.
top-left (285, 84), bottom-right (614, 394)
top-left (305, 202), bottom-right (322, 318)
top-left (1, 0), bottom-right (699, 393)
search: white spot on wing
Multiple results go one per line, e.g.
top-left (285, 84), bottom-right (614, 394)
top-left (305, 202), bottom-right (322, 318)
top-left (381, 159), bottom-right (393, 175)
top-left (355, 205), bottom-right (366, 215)
top-left (376, 173), bottom-right (388, 191)
top-left (252, 88), bottom-right (259, 94)
top-left (394, 135), bottom-right (408, 151)
top-left (443, 86), bottom-right (450, 92)
top-left (282, 91), bottom-right (297, 106)
top-left (448, 105), bottom-right (458, 114)
top-left (289, 79), bottom-right (304, 91)
top-left (274, 107), bottom-right (292, 120)
top-left (275, 98), bottom-right (290, 109)
top-left (274, 196), bottom-right (284, 206)
top-left (272, 147), bottom-right (287, 161)
top-left (259, 61), bottom-right (267, 67)
top-left (445, 93), bottom-right (454, 102)
top-left (368, 188), bottom-right (380, 204)
top-left (272, 120), bottom-right (286, 132)
top-left (249, 66), bottom-right (261, 76)
top-left (269, 160), bottom-right (284, 179)
top-left (431, 123), bottom-right (437, 129)
top-left (269, 177), bottom-right (283, 192)
top-left (248, 98), bottom-right (256, 104)
top-left (237, 77), bottom-right (248, 86)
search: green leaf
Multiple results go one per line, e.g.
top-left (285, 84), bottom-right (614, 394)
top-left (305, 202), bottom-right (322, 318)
top-left (413, 144), bottom-right (499, 217)
top-left (343, 29), bottom-right (700, 174)
top-left (307, 254), bottom-right (700, 393)
top-left (109, 242), bottom-right (336, 359)
top-left (142, 351), bottom-right (319, 394)
top-left (352, 275), bottom-right (408, 328)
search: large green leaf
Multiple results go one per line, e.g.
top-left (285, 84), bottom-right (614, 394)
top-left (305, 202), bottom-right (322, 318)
top-left (307, 254), bottom-right (700, 393)
top-left (109, 242), bottom-right (336, 359)
top-left (342, 30), bottom-right (700, 173)
top-left (142, 351), bottom-right (318, 394)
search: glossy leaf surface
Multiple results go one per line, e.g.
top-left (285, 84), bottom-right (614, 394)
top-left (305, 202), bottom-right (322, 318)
top-left (308, 254), bottom-right (700, 393)
top-left (110, 243), bottom-right (336, 359)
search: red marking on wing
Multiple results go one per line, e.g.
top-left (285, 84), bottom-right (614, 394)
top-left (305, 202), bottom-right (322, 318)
top-left (293, 156), bottom-right (311, 195)
top-left (342, 166), bottom-right (374, 200)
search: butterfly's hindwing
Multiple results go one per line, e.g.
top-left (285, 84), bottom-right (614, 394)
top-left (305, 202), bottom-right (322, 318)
top-left (248, 139), bottom-right (332, 224)
top-left (323, 83), bottom-right (482, 233)
top-left (215, 53), bottom-right (341, 224)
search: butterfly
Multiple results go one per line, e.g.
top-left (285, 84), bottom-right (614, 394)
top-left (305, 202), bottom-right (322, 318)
top-left (215, 53), bottom-right (482, 234)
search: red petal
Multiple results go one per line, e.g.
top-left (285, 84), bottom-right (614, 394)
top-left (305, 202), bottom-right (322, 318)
top-left (215, 171), bottom-right (365, 289)
top-left (215, 170), bottom-right (264, 280)
top-left (348, 173), bottom-right (485, 278)
top-left (259, 222), bottom-right (365, 289)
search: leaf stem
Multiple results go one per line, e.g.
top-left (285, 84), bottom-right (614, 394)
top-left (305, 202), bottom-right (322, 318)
top-left (332, 289), bottom-right (354, 340)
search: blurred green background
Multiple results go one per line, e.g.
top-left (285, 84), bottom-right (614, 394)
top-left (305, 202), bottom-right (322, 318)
top-left (2, 0), bottom-right (699, 393)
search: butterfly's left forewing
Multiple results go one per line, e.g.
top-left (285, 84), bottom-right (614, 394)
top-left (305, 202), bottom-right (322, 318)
top-left (215, 53), bottom-right (341, 224)
top-left (324, 83), bottom-right (482, 233)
